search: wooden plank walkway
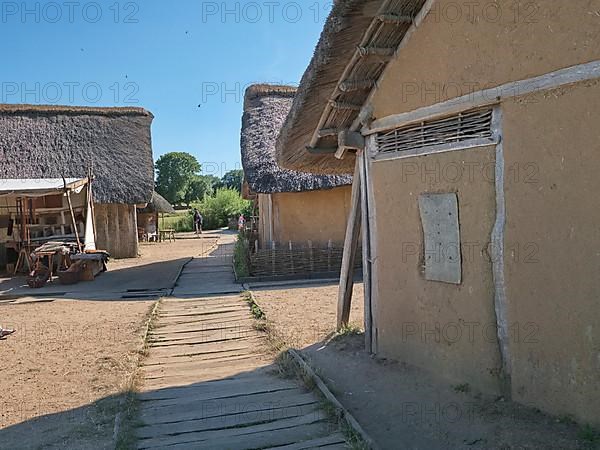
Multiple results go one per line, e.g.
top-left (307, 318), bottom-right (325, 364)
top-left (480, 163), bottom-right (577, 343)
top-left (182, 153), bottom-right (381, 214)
top-left (136, 233), bottom-right (348, 449)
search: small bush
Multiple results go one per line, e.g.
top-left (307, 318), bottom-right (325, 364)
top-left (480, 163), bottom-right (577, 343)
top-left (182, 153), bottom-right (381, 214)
top-left (193, 188), bottom-right (251, 230)
top-left (234, 234), bottom-right (250, 278)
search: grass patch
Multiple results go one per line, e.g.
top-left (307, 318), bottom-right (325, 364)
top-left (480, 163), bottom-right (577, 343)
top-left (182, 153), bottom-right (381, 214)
top-left (234, 234), bottom-right (251, 278)
top-left (243, 291), bottom-right (265, 320)
top-left (113, 300), bottom-right (160, 449)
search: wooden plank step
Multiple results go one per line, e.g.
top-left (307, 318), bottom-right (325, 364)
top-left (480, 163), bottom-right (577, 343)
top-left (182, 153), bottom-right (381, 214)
top-left (137, 410), bottom-right (328, 449)
top-left (143, 346), bottom-right (264, 367)
top-left (138, 370), bottom-right (290, 402)
top-left (146, 337), bottom-right (266, 359)
top-left (151, 318), bottom-right (254, 334)
top-left (159, 307), bottom-right (248, 318)
top-left (142, 350), bottom-right (264, 368)
top-left (142, 354), bottom-right (268, 376)
top-left (148, 331), bottom-right (262, 347)
top-left (152, 312), bottom-right (251, 327)
top-left (139, 388), bottom-right (312, 425)
top-left (149, 321), bottom-right (255, 337)
top-left (139, 383), bottom-right (298, 411)
top-left (140, 362), bottom-right (274, 390)
top-left (139, 391), bottom-right (318, 426)
top-left (139, 422), bottom-right (337, 450)
top-left (136, 403), bottom-right (320, 438)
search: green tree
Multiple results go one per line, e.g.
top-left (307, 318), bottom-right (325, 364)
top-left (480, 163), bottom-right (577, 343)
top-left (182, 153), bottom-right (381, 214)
top-left (221, 169), bottom-right (244, 192)
top-left (155, 152), bottom-right (201, 204)
top-left (184, 175), bottom-right (214, 204)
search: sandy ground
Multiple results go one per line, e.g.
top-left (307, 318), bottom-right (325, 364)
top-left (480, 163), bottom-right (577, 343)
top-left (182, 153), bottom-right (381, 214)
top-left (0, 233), bottom-right (219, 300)
top-left (253, 283), bottom-right (592, 450)
top-left (0, 300), bottom-right (152, 449)
top-left (0, 234), bottom-right (220, 449)
top-left (253, 282), bottom-right (364, 349)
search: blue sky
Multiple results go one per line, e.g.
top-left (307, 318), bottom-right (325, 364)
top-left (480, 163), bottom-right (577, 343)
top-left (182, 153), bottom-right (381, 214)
top-left (1, 1), bottom-right (331, 178)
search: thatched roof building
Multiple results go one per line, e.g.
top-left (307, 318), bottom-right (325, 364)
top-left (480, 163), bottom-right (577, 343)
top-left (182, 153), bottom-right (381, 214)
top-left (138, 191), bottom-right (175, 214)
top-left (276, 0), bottom-right (426, 174)
top-left (0, 104), bottom-right (155, 204)
top-left (241, 84), bottom-right (352, 193)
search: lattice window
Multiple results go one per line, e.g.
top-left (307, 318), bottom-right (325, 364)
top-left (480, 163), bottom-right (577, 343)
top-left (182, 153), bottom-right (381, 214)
top-left (375, 107), bottom-right (494, 156)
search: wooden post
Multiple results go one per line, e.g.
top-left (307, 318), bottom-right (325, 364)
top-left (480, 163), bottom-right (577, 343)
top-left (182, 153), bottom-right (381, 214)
top-left (289, 241), bottom-right (294, 273)
top-left (337, 157), bottom-right (362, 330)
top-left (308, 240), bottom-right (314, 273)
top-left (359, 151), bottom-right (372, 353)
top-left (63, 177), bottom-right (82, 252)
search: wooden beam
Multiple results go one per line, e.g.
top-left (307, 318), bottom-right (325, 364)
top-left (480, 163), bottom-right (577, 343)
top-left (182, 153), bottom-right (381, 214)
top-left (306, 146), bottom-right (338, 155)
top-left (339, 79), bottom-right (377, 93)
top-left (358, 151), bottom-right (372, 353)
top-left (357, 46), bottom-right (396, 58)
top-left (337, 158), bottom-right (362, 330)
top-left (317, 128), bottom-right (340, 138)
top-left (377, 13), bottom-right (413, 24)
top-left (336, 130), bottom-right (365, 160)
top-left (329, 100), bottom-right (363, 111)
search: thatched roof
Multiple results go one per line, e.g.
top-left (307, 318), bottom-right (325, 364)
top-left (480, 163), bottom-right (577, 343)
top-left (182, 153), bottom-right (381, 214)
top-left (276, 0), bottom-right (426, 174)
top-left (241, 85), bottom-right (352, 193)
top-left (0, 104), bottom-right (154, 204)
top-left (138, 191), bottom-right (175, 214)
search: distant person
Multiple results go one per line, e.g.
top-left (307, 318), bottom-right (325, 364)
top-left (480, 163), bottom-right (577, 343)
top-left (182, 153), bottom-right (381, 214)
top-left (193, 208), bottom-right (203, 235)
top-left (0, 327), bottom-right (15, 339)
top-left (238, 214), bottom-right (246, 232)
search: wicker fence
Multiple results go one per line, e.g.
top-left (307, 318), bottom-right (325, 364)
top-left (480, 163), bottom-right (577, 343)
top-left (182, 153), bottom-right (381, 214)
top-left (247, 240), bottom-right (362, 278)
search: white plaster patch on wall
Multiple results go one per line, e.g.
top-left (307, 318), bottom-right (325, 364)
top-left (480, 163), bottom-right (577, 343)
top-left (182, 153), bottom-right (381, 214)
top-left (418, 192), bottom-right (462, 284)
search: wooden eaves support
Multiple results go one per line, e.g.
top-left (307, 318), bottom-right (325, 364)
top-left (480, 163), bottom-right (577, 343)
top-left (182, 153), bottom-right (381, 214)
top-left (336, 131), bottom-right (365, 330)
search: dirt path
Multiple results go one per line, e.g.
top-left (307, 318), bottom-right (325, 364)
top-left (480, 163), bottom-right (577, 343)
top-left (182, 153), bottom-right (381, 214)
top-left (135, 234), bottom-right (348, 449)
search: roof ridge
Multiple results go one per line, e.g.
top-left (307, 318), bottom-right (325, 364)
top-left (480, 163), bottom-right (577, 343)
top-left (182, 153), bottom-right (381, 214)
top-left (0, 103), bottom-right (153, 117)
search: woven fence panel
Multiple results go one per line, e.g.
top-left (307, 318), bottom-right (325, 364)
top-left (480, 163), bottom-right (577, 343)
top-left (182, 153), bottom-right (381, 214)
top-left (249, 243), bottom-right (362, 277)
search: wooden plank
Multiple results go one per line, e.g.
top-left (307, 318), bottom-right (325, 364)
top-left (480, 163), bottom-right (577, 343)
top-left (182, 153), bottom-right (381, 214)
top-left (365, 136), bottom-right (380, 353)
top-left (148, 322), bottom-right (256, 342)
top-left (136, 404), bottom-right (321, 442)
top-left (359, 151), bottom-right (372, 353)
top-left (138, 369), bottom-right (286, 401)
top-left (337, 157), bottom-right (362, 329)
top-left (141, 422), bottom-right (335, 450)
top-left (148, 329), bottom-right (261, 347)
top-left (139, 388), bottom-right (313, 426)
top-left (139, 391), bottom-right (318, 426)
top-left (139, 382), bottom-right (298, 410)
top-left (146, 337), bottom-right (266, 359)
top-left (141, 365), bottom-right (273, 391)
top-left (137, 411), bottom-right (327, 448)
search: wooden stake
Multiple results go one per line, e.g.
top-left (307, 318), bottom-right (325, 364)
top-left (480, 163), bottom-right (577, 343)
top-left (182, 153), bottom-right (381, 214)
top-left (337, 157), bottom-right (362, 330)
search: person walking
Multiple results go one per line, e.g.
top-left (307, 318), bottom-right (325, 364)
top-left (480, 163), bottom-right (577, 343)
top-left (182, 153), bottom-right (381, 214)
top-left (193, 208), bottom-right (203, 235)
